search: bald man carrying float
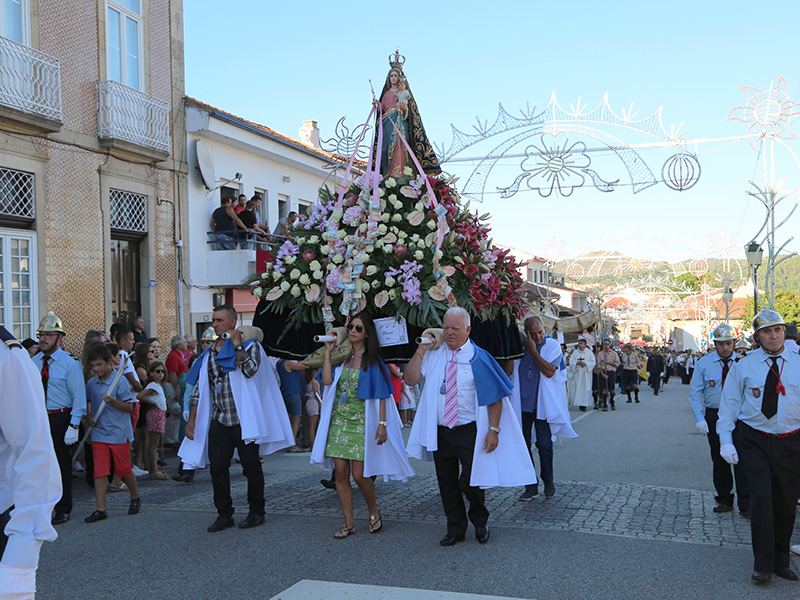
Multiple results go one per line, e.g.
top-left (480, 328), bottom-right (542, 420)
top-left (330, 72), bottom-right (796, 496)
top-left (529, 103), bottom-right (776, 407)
top-left (405, 307), bottom-right (535, 547)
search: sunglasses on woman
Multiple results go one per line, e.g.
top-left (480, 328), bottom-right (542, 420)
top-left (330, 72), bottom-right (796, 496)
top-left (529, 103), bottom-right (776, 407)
top-left (152, 369), bottom-right (165, 374)
top-left (346, 324), bottom-right (364, 333)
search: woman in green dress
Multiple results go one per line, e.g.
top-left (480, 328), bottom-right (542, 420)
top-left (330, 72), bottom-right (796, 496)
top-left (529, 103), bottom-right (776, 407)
top-left (320, 312), bottom-right (394, 539)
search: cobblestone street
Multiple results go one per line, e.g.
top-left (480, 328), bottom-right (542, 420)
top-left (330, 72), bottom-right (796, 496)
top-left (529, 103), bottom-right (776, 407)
top-left (45, 378), bottom-right (799, 600)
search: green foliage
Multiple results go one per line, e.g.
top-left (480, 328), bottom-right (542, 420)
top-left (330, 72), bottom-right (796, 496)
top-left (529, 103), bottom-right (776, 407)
top-left (674, 272), bottom-right (699, 290)
top-left (740, 291), bottom-right (800, 329)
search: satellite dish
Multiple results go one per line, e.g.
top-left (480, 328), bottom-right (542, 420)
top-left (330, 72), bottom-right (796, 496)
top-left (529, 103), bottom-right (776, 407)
top-left (195, 139), bottom-right (216, 189)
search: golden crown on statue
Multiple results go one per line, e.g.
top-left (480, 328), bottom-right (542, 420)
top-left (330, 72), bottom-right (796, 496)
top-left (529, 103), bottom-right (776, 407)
top-left (389, 48), bottom-right (406, 71)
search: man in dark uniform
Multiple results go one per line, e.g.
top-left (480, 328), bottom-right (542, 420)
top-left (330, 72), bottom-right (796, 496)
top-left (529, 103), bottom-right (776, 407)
top-left (30, 312), bottom-right (85, 525)
top-left (719, 309), bottom-right (800, 584)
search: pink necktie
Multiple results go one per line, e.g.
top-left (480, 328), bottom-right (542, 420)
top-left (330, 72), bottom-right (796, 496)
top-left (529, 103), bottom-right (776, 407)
top-left (443, 348), bottom-right (460, 428)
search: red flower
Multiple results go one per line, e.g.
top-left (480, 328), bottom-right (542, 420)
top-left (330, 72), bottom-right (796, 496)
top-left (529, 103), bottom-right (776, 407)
top-left (394, 244), bottom-right (407, 259)
top-left (463, 263), bottom-right (479, 278)
top-left (302, 250), bottom-right (315, 262)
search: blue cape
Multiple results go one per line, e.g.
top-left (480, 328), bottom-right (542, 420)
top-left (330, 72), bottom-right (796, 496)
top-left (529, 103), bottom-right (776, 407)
top-left (185, 338), bottom-right (257, 386)
top-left (470, 342), bottom-right (514, 407)
top-left (334, 358), bottom-right (393, 401)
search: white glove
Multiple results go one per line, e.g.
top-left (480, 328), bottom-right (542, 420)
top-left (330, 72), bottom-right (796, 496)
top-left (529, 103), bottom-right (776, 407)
top-left (183, 410), bottom-right (190, 423)
top-left (695, 420), bottom-right (709, 435)
top-left (0, 564), bottom-right (36, 599)
top-left (63, 425), bottom-right (79, 445)
top-left (720, 443), bottom-right (739, 465)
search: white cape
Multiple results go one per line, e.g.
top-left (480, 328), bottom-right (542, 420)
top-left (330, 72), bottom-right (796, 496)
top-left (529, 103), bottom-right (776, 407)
top-left (310, 365), bottom-right (415, 482)
top-left (406, 344), bottom-right (536, 489)
top-left (566, 347), bottom-right (595, 407)
top-left (178, 344), bottom-right (294, 469)
top-left (511, 339), bottom-right (578, 441)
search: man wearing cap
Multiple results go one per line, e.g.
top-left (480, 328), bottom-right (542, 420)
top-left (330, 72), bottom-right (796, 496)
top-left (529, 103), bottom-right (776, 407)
top-left (31, 312), bottom-right (86, 525)
top-left (620, 345), bottom-right (643, 404)
top-left (689, 323), bottom-right (750, 516)
top-left (594, 339), bottom-right (620, 411)
top-left (719, 309), bottom-right (800, 584)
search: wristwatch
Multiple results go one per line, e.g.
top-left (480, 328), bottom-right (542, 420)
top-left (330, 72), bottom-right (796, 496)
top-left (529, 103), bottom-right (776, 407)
top-left (488, 426), bottom-right (500, 434)
top-left (69, 423), bottom-right (80, 430)
top-left (235, 344), bottom-right (244, 352)
top-left (378, 420), bottom-right (388, 427)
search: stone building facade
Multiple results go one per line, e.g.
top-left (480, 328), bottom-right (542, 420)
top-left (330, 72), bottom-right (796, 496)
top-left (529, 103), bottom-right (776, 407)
top-left (0, 0), bottom-right (187, 353)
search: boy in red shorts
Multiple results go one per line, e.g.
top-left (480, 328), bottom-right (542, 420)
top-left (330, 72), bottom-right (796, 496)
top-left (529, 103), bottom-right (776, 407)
top-left (84, 344), bottom-right (141, 522)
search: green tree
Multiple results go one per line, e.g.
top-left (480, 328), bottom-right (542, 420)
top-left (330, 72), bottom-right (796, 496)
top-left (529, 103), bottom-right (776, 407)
top-left (741, 291), bottom-right (800, 329)
top-left (674, 272), bottom-right (699, 291)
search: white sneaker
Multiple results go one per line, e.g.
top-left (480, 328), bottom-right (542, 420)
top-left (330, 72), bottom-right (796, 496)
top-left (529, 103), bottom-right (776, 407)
top-left (72, 461), bottom-right (85, 473)
top-left (131, 465), bottom-right (148, 477)
top-left (791, 544), bottom-right (800, 556)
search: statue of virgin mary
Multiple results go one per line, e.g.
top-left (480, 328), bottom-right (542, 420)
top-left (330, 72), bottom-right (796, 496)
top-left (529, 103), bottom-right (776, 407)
top-left (374, 51), bottom-right (441, 177)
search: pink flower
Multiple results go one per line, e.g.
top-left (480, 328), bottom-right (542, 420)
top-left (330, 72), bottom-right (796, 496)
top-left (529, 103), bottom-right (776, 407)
top-left (302, 250), bottom-right (315, 262)
top-left (401, 277), bottom-right (421, 306)
top-left (305, 284), bottom-right (321, 303)
top-left (374, 290), bottom-right (390, 308)
top-left (326, 269), bottom-right (341, 294)
top-left (394, 244), bottom-right (407, 259)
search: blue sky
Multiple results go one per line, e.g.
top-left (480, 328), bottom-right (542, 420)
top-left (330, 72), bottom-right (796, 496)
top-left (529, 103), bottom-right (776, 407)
top-left (184, 1), bottom-right (800, 265)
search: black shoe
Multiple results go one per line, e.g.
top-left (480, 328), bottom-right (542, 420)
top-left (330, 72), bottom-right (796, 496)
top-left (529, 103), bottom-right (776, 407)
top-left (128, 497), bottom-right (142, 515)
top-left (751, 571), bottom-right (771, 583)
top-left (84, 510), bottom-right (107, 523)
top-left (52, 513), bottom-right (70, 525)
top-left (635, 399), bottom-right (640, 403)
top-left (238, 513), bottom-right (265, 529)
top-left (519, 486), bottom-right (539, 501)
top-left (207, 515), bottom-right (235, 532)
top-left (610, 401), bottom-right (616, 411)
top-left (626, 399), bottom-right (632, 403)
top-left (439, 533), bottom-right (466, 546)
top-left (713, 502), bottom-right (734, 513)
top-left (544, 482), bottom-right (556, 498)
top-left (320, 478), bottom-right (336, 490)
top-left (172, 473), bottom-right (194, 482)
top-left (579, 406), bottom-right (586, 412)
top-left (774, 568), bottom-right (799, 581)
top-left (475, 526), bottom-right (490, 544)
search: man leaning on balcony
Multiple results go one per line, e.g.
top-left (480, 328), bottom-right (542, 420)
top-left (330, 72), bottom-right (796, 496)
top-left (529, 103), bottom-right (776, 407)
top-left (211, 197), bottom-right (253, 250)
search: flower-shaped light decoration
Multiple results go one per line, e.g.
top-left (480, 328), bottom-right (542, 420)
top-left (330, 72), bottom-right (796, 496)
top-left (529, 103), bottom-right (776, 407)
top-left (706, 227), bottom-right (738, 260)
top-left (540, 236), bottom-right (567, 268)
top-left (728, 76), bottom-right (800, 149)
top-left (521, 132), bottom-right (591, 197)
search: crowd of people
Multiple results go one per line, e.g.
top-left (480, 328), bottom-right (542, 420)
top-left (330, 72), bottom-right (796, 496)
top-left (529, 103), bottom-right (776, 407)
top-left (4, 305), bottom-right (800, 596)
top-left (210, 194), bottom-right (296, 251)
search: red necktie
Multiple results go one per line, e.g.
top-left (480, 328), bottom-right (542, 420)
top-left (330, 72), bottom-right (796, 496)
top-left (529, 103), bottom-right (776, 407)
top-left (41, 355), bottom-right (50, 400)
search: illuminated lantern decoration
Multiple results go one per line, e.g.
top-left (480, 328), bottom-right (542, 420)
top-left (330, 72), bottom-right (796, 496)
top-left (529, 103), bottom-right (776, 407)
top-left (662, 153), bottom-right (701, 191)
top-left (689, 258), bottom-right (708, 277)
top-left (567, 263), bottom-right (584, 282)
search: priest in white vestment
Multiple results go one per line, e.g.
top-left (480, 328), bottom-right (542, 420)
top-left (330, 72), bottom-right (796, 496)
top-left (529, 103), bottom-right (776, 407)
top-left (405, 307), bottom-right (535, 547)
top-left (567, 338), bottom-right (595, 410)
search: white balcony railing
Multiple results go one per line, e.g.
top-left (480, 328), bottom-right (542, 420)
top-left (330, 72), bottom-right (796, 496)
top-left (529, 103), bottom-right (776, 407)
top-left (0, 35), bottom-right (62, 122)
top-left (97, 80), bottom-right (170, 155)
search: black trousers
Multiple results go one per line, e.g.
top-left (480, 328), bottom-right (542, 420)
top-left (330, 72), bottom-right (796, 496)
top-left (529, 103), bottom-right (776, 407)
top-left (705, 409), bottom-right (749, 510)
top-left (521, 412), bottom-right (553, 485)
top-left (433, 422), bottom-right (488, 537)
top-left (48, 411), bottom-right (72, 515)
top-left (208, 420), bottom-right (265, 518)
top-left (733, 423), bottom-right (800, 572)
top-left (621, 370), bottom-right (639, 394)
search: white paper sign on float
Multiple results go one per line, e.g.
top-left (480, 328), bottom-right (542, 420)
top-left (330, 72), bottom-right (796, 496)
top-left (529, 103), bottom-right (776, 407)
top-left (374, 316), bottom-right (409, 347)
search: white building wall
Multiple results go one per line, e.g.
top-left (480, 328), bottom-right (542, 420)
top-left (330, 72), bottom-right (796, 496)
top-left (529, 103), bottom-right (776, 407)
top-left (185, 103), bottom-right (335, 332)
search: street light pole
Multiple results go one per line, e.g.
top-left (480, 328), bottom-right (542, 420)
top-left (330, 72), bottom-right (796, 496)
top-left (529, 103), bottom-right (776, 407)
top-left (745, 241), bottom-right (764, 316)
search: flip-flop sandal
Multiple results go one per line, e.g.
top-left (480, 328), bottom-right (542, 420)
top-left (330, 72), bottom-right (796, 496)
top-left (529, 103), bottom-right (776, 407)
top-left (369, 512), bottom-right (382, 533)
top-left (109, 482), bottom-right (128, 493)
top-left (334, 524), bottom-right (355, 539)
